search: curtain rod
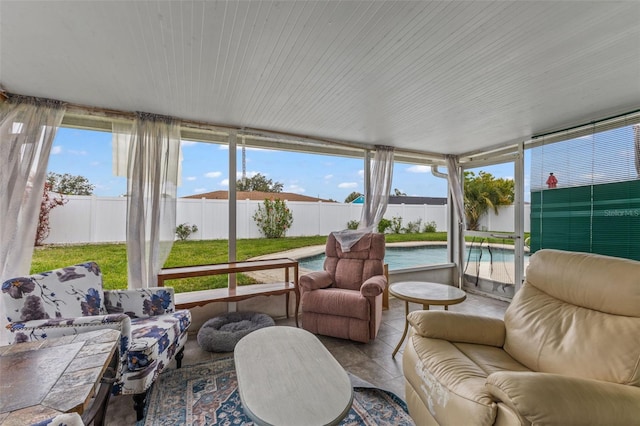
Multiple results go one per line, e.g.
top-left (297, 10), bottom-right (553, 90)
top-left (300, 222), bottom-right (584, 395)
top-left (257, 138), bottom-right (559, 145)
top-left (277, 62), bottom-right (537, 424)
top-left (532, 109), bottom-right (640, 140)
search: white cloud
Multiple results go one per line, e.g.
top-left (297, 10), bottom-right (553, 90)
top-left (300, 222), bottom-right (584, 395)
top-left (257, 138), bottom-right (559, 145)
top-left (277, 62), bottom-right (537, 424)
top-left (220, 178), bottom-right (229, 187)
top-left (407, 165), bottom-right (430, 173)
top-left (194, 188), bottom-right (206, 193)
top-left (205, 171), bottom-right (222, 178)
top-left (186, 176), bottom-right (197, 181)
top-left (181, 141), bottom-right (196, 147)
top-left (90, 161), bottom-right (100, 166)
top-left (338, 182), bottom-right (358, 189)
top-left (324, 174), bottom-right (333, 180)
top-left (51, 146), bottom-right (62, 155)
top-left (68, 149), bottom-right (88, 156)
top-left (357, 170), bottom-right (364, 178)
top-left (286, 184), bottom-right (305, 193)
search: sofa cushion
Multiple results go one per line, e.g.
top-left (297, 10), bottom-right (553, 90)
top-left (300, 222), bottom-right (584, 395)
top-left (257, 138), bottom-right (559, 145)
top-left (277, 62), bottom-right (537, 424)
top-left (301, 288), bottom-right (369, 320)
top-left (525, 249), bottom-right (640, 317)
top-left (126, 310), bottom-right (191, 371)
top-left (504, 250), bottom-right (640, 386)
top-left (2, 262), bottom-right (106, 322)
top-left (302, 311), bottom-right (371, 343)
top-left (324, 233), bottom-right (385, 291)
top-left (405, 333), bottom-right (530, 426)
top-left (504, 283), bottom-right (640, 386)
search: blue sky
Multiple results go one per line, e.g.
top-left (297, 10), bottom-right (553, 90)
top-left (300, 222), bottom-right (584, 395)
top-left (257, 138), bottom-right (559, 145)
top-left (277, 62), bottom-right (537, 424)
top-left (48, 127), bottom-right (525, 201)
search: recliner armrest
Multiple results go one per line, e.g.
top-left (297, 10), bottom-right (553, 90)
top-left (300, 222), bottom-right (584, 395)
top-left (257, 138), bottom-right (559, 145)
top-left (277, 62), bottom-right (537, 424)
top-left (407, 311), bottom-right (506, 347)
top-left (300, 270), bottom-right (333, 291)
top-left (361, 275), bottom-right (386, 297)
top-left (486, 371), bottom-right (640, 425)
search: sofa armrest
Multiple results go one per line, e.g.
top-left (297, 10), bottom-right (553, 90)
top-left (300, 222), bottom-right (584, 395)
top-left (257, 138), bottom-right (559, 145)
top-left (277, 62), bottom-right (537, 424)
top-left (300, 271), bottom-right (333, 291)
top-left (407, 311), bottom-right (506, 347)
top-left (105, 287), bottom-right (176, 318)
top-left (487, 371), bottom-right (640, 425)
top-left (7, 313), bottom-right (132, 348)
top-left (361, 275), bottom-right (386, 297)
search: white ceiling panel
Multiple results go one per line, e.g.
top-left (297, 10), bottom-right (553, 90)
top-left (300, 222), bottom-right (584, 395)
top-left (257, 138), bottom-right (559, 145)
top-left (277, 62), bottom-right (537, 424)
top-left (1, 0), bottom-right (639, 155)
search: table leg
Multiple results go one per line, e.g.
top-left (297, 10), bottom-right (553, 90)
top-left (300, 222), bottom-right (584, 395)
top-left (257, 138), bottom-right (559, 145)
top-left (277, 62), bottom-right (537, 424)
top-left (286, 293), bottom-right (290, 319)
top-left (285, 268), bottom-right (290, 319)
top-left (294, 264), bottom-right (300, 328)
top-left (392, 301), bottom-right (410, 358)
top-left (294, 292), bottom-right (300, 328)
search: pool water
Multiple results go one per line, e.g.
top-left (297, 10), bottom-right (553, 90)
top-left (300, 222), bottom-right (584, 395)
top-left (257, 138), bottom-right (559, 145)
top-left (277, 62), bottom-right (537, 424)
top-left (298, 245), bottom-right (521, 271)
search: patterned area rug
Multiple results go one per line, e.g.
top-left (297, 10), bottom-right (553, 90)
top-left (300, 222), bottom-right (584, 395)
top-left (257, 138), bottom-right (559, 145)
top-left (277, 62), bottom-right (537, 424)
top-left (140, 357), bottom-right (415, 425)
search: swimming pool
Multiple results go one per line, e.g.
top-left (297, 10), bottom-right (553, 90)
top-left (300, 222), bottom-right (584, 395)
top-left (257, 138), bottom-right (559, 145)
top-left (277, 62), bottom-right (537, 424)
top-left (298, 245), bottom-right (522, 271)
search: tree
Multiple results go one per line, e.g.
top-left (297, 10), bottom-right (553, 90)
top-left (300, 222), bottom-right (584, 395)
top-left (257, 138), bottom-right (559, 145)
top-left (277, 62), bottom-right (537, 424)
top-left (35, 182), bottom-right (67, 245)
top-left (47, 172), bottom-right (95, 195)
top-left (175, 223), bottom-right (198, 241)
top-left (253, 198), bottom-right (293, 238)
top-left (464, 171), bottom-right (514, 231)
top-left (344, 191), bottom-right (363, 203)
top-left (236, 173), bottom-right (283, 192)
top-left (393, 188), bottom-right (407, 196)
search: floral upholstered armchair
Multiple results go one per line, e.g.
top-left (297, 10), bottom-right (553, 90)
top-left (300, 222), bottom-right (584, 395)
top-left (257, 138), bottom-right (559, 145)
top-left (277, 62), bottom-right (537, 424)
top-left (1, 262), bottom-right (192, 421)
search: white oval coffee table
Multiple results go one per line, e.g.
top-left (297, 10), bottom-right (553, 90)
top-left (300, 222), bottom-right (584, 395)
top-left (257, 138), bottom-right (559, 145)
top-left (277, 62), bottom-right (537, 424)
top-left (389, 281), bottom-right (466, 357)
top-left (234, 326), bottom-right (353, 426)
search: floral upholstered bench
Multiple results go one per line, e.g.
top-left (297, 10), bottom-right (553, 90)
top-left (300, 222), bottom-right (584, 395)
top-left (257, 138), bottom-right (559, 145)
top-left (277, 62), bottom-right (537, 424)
top-left (2, 262), bottom-right (192, 421)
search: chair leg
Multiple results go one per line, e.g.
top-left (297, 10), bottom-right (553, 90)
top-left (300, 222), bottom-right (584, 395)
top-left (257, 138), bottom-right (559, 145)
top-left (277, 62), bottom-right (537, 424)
top-left (175, 347), bottom-right (185, 369)
top-left (133, 390), bottom-right (148, 422)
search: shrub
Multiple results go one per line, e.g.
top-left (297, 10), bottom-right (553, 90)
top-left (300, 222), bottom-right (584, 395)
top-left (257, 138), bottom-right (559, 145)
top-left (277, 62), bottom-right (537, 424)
top-left (377, 218), bottom-right (392, 233)
top-left (347, 220), bottom-right (359, 230)
top-left (253, 198), bottom-right (293, 238)
top-left (390, 216), bottom-right (403, 234)
top-left (175, 223), bottom-right (198, 241)
top-left (404, 218), bottom-right (422, 234)
top-left (35, 182), bottom-right (67, 246)
top-left (423, 221), bottom-right (437, 233)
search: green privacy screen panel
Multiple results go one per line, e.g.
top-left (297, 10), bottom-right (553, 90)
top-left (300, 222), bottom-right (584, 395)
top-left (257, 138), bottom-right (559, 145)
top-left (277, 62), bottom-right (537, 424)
top-left (531, 180), bottom-right (640, 260)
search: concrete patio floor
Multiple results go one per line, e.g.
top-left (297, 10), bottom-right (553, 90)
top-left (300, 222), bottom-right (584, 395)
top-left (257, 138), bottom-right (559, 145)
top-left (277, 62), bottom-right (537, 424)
top-left (104, 292), bottom-right (509, 425)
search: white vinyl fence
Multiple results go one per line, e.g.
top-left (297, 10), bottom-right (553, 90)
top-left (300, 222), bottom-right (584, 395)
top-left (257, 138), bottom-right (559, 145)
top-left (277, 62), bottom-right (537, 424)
top-left (46, 195), bottom-right (530, 244)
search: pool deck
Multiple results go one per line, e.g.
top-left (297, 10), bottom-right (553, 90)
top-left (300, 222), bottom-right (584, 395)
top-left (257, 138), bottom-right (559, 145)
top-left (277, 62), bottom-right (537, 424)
top-left (245, 241), bottom-right (524, 284)
top-left (243, 240), bottom-right (528, 306)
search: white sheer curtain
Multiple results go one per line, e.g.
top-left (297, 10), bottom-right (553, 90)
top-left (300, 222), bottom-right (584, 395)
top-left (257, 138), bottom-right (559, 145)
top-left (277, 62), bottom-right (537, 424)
top-left (334, 145), bottom-right (394, 251)
top-left (117, 113), bottom-right (181, 289)
top-left (446, 155), bottom-right (466, 288)
top-left (0, 95), bottom-right (65, 282)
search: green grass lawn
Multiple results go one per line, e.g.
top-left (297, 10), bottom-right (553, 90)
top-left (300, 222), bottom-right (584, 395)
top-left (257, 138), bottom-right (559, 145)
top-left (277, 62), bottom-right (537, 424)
top-left (30, 231), bottom-right (525, 293)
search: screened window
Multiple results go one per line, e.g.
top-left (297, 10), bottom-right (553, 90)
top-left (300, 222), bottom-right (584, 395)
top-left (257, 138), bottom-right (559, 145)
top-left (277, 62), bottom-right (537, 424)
top-left (530, 120), bottom-right (640, 260)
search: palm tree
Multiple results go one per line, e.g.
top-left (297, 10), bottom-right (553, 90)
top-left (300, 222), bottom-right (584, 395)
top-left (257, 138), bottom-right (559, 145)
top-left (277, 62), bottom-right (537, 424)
top-left (464, 171), bottom-right (514, 230)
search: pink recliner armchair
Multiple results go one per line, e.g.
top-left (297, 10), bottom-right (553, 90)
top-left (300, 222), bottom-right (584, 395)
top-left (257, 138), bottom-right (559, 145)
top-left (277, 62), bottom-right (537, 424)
top-left (300, 232), bottom-right (386, 343)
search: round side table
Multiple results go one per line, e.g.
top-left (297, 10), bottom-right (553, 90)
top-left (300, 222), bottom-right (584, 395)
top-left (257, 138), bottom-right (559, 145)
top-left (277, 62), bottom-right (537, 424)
top-left (389, 281), bottom-right (466, 357)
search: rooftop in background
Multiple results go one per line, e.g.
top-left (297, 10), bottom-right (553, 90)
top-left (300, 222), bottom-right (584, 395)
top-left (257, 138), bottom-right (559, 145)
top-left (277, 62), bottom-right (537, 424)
top-left (184, 191), bottom-right (336, 203)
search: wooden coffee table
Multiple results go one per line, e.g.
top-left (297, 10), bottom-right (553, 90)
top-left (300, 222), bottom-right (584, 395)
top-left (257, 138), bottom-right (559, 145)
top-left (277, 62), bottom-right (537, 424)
top-left (234, 327), bottom-right (353, 426)
top-left (389, 281), bottom-right (466, 357)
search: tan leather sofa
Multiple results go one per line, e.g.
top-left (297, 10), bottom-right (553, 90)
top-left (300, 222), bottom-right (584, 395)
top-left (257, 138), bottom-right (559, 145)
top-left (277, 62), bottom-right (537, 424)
top-left (403, 249), bottom-right (640, 425)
